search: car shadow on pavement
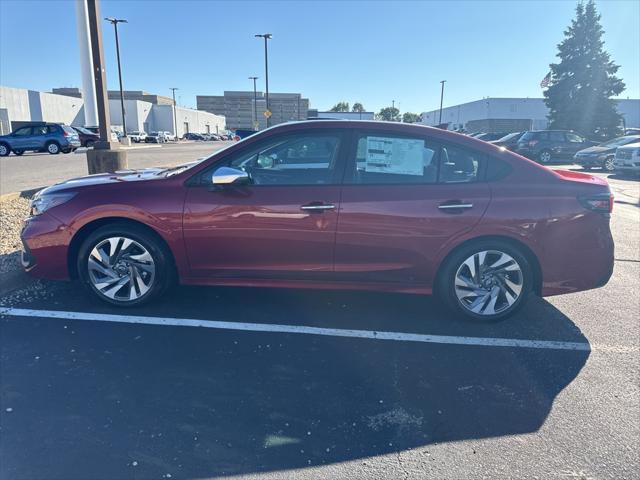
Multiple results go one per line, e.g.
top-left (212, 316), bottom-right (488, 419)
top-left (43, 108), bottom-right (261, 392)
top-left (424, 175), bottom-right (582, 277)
top-left (1, 282), bottom-right (590, 479)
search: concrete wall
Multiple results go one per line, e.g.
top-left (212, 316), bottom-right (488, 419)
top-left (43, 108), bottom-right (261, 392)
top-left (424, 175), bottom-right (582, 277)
top-left (1, 85), bottom-right (226, 137)
top-left (421, 97), bottom-right (640, 132)
top-left (1, 85), bottom-right (85, 129)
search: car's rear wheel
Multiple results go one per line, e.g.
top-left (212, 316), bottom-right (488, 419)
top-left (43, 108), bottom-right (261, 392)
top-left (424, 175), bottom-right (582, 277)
top-left (13, 150), bottom-right (24, 156)
top-left (46, 141), bottom-right (60, 155)
top-left (603, 156), bottom-right (615, 172)
top-left (437, 240), bottom-right (533, 322)
top-left (77, 224), bottom-right (173, 307)
top-left (86, 140), bottom-right (95, 149)
top-left (538, 150), bottom-right (552, 164)
top-left (0, 143), bottom-right (10, 156)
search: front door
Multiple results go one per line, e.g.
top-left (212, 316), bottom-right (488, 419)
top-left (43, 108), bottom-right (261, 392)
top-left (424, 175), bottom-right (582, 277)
top-left (334, 130), bottom-right (491, 286)
top-left (10, 126), bottom-right (33, 150)
top-left (183, 129), bottom-right (347, 280)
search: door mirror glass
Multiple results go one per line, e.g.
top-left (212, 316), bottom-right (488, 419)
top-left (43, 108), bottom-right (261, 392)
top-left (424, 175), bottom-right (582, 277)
top-left (257, 153), bottom-right (275, 169)
top-left (211, 167), bottom-right (250, 185)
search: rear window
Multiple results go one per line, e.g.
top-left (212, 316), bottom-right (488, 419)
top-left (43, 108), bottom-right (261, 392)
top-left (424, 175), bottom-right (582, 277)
top-left (62, 126), bottom-right (76, 135)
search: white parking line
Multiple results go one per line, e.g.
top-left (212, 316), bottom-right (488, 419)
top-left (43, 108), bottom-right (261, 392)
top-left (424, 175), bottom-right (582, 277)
top-left (0, 307), bottom-right (591, 352)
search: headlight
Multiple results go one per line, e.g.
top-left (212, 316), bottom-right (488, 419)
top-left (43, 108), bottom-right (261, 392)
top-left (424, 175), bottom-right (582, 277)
top-left (30, 192), bottom-right (76, 216)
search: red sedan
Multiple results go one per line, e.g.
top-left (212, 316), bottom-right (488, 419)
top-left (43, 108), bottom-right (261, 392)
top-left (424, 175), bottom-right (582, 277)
top-left (21, 121), bottom-right (614, 321)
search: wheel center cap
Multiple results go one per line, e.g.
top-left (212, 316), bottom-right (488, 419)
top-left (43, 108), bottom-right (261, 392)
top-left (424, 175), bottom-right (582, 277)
top-left (113, 262), bottom-right (129, 275)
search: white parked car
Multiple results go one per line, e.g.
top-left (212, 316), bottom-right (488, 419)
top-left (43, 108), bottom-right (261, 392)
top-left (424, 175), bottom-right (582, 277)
top-left (614, 142), bottom-right (640, 176)
top-left (158, 131), bottom-right (176, 142)
top-left (129, 131), bottom-right (147, 143)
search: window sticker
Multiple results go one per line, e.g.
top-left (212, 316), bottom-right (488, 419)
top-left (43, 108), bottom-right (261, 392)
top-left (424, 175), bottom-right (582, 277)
top-left (365, 136), bottom-right (425, 176)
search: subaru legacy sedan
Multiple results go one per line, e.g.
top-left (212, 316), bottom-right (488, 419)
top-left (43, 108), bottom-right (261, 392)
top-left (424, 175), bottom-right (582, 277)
top-left (21, 121), bottom-right (614, 321)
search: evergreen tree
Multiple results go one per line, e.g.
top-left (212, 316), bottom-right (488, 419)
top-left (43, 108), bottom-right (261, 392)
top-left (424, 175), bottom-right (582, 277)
top-left (544, 0), bottom-right (625, 139)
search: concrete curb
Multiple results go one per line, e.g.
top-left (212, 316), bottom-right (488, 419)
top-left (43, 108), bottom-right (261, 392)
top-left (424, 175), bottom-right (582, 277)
top-left (0, 187), bottom-right (44, 203)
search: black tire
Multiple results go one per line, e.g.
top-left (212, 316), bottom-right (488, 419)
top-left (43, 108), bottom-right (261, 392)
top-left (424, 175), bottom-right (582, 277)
top-left (582, 165), bottom-right (592, 171)
top-left (538, 149), bottom-right (552, 164)
top-left (76, 223), bottom-right (174, 307)
top-left (14, 150), bottom-right (24, 156)
top-left (62, 149), bottom-right (71, 154)
top-left (0, 143), bottom-right (10, 157)
top-left (85, 140), bottom-right (95, 149)
top-left (45, 141), bottom-right (61, 155)
top-left (436, 239), bottom-right (533, 322)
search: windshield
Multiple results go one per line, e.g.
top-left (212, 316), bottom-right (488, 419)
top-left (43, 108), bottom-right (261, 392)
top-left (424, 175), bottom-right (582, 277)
top-left (599, 135), bottom-right (639, 147)
top-left (496, 132), bottom-right (522, 142)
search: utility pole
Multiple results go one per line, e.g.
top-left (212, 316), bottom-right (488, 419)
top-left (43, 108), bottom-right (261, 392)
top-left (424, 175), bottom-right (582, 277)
top-left (170, 87), bottom-right (179, 138)
top-left (439, 80), bottom-right (447, 125)
top-left (249, 76), bottom-right (258, 130)
top-left (105, 17), bottom-right (128, 139)
top-left (85, 0), bottom-right (127, 173)
top-left (255, 33), bottom-right (272, 127)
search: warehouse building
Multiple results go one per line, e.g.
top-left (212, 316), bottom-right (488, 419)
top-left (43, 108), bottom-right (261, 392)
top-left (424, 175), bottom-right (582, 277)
top-left (197, 91), bottom-right (309, 131)
top-left (421, 97), bottom-right (640, 133)
top-left (308, 110), bottom-right (375, 120)
top-left (0, 85), bottom-right (225, 137)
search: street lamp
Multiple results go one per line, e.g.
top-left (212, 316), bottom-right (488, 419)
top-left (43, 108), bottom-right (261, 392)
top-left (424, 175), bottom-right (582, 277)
top-left (439, 80), bottom-right (447, 125)
top-left (254, 33), bottom-right (272, 127)
top-left (170, 87), bottom-right (178, 139)
top-left (249, 76), bottom-right (259, 130)
top-left (104, 17), bottom-right (128, 138)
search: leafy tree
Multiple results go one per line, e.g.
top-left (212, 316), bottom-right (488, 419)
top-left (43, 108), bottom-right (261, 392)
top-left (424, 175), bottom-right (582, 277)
top-left (352, 102), bottom-right (365, 112)
top-left (544, 0), bottom-right (625, 139)
top-left (376, 107), bottom-right (400, 122)
top-left (402, 112), bottom-right (422, 123)
top-left (329, 102), bottom-right (350, 112)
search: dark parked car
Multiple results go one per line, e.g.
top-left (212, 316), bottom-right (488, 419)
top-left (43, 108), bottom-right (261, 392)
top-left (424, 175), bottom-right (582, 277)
top-left (515, 130), bottom-right (597, 163)
top-left (183, 132), bottom-right (205, 141)
top-left (489, 132), bottom-right (524, 150)
top-left (21, 121), bottom-right (614, 322)
top-left (71, 126), bottom-right (100, 148)
top-left (473, 132), bottom-right (509, 142)
top-left (0, 123), bottom-right (81, 156)
top-left (574, 135), bottom-right (640, 171)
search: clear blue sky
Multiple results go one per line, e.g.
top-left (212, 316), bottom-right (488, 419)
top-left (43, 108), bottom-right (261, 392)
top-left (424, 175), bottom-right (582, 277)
top-left (1, 0), bottom-right (638, 113)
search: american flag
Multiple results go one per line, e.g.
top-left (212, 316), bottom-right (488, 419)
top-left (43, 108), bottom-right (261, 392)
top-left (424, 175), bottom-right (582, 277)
top-left (540, 72), bottom-right (552, 89)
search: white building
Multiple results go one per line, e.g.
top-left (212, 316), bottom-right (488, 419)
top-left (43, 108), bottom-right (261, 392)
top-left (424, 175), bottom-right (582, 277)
top-left (0, 85), bottom-right (226, 137)
top-left (308, 110), bottom-right (375, 121)
top-left (421, 97), bottom-right (640, 133)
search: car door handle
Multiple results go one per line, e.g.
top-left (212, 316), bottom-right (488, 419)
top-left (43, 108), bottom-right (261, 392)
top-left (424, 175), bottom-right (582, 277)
top-left (300, 203), bottom-right (336, 212)
top-left (438, 202), bottom-right (474, 210)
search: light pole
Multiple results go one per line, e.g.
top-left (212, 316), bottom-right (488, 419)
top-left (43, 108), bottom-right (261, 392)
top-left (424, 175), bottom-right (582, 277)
top-left (439, 80), bottom-right (446, 125)
top-left (105, 17), bottom-right (128, 138)
top-left (249, 76), bottom-right (258, 130)
top-left (255, 33), bottom-right (272, 127)
top-left (170, 87), bottom-right (178, 138)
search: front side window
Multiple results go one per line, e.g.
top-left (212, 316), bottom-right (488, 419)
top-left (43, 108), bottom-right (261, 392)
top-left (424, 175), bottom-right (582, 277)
top-left (346, 133), bottom-right (438, 184)
top-left (13, 127), bottom-right (32, 136)
top-left (549, 131), bottom-right (566, 142)
top-left (566, 133), bottom-right (584, 143)
top-left (225, 132), bottom-right (342, 185)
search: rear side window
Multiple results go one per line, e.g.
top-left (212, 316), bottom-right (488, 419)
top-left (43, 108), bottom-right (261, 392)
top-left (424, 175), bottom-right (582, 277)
top-left (33, 125), bottom-right (49, 135)
top-left (549, 131), bottom-right (565, 142)
top-left (438, 144), bottom-right (481, 183)
top-left (345, 133), bottom-right (438, 184)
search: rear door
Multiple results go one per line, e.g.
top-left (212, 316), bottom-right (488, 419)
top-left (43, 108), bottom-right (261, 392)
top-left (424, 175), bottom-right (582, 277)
top-left (183, 129), bottom-right (348, 280)
top-left (334, 130), bottom-right (491, 286)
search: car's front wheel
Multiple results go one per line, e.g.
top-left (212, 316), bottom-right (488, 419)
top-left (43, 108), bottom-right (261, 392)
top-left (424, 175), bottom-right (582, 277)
top-left (77, 224), bottom-right (173, 307)
top-left (0, 143), bottom-right (10, 156)
top-left (603, 156), bottom-right (615, 172)
top-left (437, 240), bottom-right (533, 322)
top-left (538, 149), bottom-right (552, 164)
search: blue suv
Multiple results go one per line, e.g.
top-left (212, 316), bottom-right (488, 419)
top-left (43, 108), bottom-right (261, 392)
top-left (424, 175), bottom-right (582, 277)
top-left (0, 123), bottom-right (81, 156)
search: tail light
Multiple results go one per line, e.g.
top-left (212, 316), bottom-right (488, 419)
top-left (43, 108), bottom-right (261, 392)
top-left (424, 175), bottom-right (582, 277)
top-left (579, 193), bottom-right (613, 214)
top-left (62, 130), bottom-right (71, 137)
top-left (528, 140), bottom-right (539, 147)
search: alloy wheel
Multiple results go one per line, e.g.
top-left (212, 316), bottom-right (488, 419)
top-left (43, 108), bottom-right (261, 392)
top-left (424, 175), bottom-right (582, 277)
top-left (0, 145), bottom-right (8, 156)
top-left (539, 151), bottom-right (551, 163)
top-left (87, 236), bottom-right (156, 302)
top-left (604, 156), bottom-right (615, 172)
top-left (47, 143), bottom-right (60, 154)
top-left (454, 250), bottom-right (524, 316)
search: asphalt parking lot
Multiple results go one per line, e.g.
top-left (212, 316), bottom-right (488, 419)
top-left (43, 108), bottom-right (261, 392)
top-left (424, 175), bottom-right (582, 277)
top-left (0, 148), bottom-right (638, 479)
top-left (0, 141), bottom-right (232, 195)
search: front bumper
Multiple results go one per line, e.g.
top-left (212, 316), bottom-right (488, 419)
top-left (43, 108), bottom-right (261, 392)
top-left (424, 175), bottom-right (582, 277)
top-left (20, 212), bottom-right (72, 280)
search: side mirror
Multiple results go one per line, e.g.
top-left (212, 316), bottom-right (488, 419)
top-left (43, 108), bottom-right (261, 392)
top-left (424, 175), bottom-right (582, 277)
top-left (211, 166), bottom-right (250, 185)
